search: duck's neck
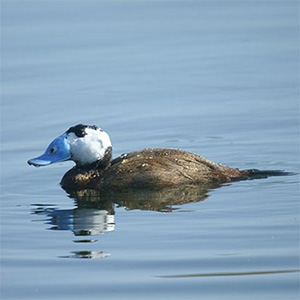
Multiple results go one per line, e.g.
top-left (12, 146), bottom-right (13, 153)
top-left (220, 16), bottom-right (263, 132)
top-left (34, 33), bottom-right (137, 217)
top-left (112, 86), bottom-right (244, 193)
top-left (76, 147), bottom-right (113, 171)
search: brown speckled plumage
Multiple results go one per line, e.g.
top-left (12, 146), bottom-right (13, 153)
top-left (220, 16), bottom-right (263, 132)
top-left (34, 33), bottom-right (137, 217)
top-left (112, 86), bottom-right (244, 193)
top-left (61, 148), bottom-right (252, 191)
top-left (28, 124), bottom-right (289, 196)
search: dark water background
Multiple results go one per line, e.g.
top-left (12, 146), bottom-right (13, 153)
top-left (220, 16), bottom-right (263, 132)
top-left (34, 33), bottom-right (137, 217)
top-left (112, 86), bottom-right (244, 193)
top-left (1, 1), bottom-right (299, 299)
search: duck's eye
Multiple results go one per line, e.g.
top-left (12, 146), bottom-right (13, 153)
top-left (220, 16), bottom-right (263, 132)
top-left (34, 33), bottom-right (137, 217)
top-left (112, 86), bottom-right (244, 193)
top-left (50, 148), bottom-right (56, 154)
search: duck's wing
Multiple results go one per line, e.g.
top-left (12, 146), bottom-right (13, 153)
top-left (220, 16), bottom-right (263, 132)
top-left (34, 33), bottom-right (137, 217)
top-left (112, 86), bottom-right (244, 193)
top-left (103, 148), bottom-right (243, 189)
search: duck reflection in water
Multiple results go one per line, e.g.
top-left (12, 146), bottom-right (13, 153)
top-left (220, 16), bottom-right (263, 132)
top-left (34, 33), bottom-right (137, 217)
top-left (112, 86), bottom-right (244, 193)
top-left (32, 196), bottom-right (115, 259)
top-left (33, 184), bottom-right (213, 237)
top-left (32, 183), bottom-right (215, 258)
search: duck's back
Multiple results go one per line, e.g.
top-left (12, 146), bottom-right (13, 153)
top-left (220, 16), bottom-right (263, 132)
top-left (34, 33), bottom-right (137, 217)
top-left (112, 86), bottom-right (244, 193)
top-left (102, 148), bottom-right (244, 189)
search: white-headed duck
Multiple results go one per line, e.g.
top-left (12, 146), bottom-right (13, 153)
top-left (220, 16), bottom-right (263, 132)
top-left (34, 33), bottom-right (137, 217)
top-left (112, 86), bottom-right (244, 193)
top-left (28, 124), bottom-right (287, 191)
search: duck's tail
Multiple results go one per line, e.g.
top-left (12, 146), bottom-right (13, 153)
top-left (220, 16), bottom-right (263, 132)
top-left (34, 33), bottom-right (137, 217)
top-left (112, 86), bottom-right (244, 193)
top-left (243, 169), bottom-right (294, 180)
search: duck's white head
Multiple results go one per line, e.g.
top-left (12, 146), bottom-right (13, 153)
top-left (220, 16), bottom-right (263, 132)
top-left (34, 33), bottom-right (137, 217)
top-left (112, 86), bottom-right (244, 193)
top-left (28, 124), bottom-right (112, 168)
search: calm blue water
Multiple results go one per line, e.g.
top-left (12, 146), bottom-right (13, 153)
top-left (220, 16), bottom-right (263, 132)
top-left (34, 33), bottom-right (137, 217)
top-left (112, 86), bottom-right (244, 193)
top-left (1, 1), bottom-right (299, 299)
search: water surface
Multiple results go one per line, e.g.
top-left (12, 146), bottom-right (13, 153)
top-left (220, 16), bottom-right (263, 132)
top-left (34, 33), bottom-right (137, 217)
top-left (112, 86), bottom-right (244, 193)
top-left (1, 1), bottom-right (299, 299)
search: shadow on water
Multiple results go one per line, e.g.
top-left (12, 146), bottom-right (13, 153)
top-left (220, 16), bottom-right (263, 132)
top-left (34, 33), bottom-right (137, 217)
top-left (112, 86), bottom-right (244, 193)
top-left (31, 183), bottom-right (218, 259)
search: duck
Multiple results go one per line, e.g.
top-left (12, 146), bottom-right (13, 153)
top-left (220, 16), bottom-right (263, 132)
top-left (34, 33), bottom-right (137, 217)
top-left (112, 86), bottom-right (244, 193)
top-left (28, 124), bottom-right (287, 192)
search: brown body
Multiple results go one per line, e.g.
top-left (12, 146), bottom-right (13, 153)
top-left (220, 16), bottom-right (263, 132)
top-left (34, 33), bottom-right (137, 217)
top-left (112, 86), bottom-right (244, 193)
top-left (61, 148), bottom-right (252, 191)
